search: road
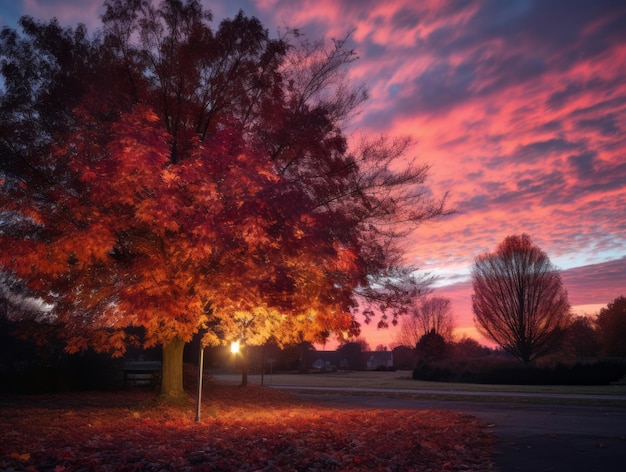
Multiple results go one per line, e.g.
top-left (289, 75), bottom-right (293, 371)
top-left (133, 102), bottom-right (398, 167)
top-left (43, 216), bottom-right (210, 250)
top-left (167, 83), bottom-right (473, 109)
top-left (279, 387), bottom-right (626, 472)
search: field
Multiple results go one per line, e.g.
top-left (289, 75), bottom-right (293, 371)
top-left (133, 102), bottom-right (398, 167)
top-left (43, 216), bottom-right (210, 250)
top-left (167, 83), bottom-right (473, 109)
top-left (0, 373), bottom-right (496, 471)
top-left (211, 370), bottom-right (626, 408)
top-left (213, 369), bottom-right (626, 396)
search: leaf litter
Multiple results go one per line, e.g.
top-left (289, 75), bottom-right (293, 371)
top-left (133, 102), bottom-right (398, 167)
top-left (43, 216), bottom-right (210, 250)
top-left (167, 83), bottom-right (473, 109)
top-left (1, 384), bottom-right (495, 471)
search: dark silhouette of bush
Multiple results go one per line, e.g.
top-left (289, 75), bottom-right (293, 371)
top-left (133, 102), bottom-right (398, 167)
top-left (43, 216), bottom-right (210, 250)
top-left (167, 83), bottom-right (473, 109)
top-left (415, 330), bottom-right (449, 362)
top-left (596, 296), bottom-right (626, 357)
top-left (412, 361), bottom-right (453, 381)
top-left (412, 359), bottom-right (626, 385)
top-left (1, 350), bottom-right (124, 394)
top-left (392, 345), bottom-right (416, 370)
top-left (481, 362), bottom-right (625, 385)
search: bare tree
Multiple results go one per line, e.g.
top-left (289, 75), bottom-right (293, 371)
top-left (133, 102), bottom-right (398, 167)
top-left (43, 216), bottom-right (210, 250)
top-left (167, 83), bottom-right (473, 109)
top-left (471, 234), bottom-right (571, 364)
top-left (394, 296), bottom-right (455, 347)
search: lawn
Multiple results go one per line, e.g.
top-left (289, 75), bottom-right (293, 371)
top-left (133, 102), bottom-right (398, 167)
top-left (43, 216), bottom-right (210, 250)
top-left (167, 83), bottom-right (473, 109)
top-left (0, 377), bottom-right (495, 471)
top-left (212, 370), bottom-right (626, 408)
top-left (214, 370), bottom-right (626, 396)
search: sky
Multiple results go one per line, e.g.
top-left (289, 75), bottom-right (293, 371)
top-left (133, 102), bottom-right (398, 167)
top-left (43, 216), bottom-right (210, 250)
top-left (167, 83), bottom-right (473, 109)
top-left (2, 0), bottom-right (625, 349)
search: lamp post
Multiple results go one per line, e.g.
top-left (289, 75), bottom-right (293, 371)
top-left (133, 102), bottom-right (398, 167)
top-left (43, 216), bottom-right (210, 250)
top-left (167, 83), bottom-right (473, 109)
top-left (195, 342), bottom-right (205, 422)
top-left (196, 340), bottom-right (240, 422)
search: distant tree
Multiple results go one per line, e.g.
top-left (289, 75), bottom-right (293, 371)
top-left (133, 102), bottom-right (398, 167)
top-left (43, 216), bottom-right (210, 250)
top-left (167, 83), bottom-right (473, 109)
top-left (273, 341), bottom-right (315, 372)
top-left (595, 296), bottom-right (626, 357)
top-left (337, 341), bottom-right (367, 370)
top-left (359, 338), bottom-right (372, 352)
top-left (471, 234), bottom-right (571, 364)
top-left (391, 345), bottom-right (416, 370)
top-left (375, 344), bottom-right (388, 351)
top-left (415, 330), bottom-right (448, 361)
top-left (394, 317), bottom-right (421, 348)
top-left (565, 316), bottom-right (599, 360)
top-left (394, 296), bottom-right (455, 347)
top-left (450, 336), bottom-right (490, 358)
top-left (415, 296), bottom-right (455, 341)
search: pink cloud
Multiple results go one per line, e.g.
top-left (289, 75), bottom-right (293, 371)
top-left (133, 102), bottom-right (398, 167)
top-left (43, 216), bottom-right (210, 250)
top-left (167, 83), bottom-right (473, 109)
top-left (357, 257), bottom-right (625, 350)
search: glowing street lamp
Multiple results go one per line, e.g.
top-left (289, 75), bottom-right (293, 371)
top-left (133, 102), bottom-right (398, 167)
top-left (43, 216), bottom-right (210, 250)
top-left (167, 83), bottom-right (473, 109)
top-left (230, 340), bottom-right (240, 354)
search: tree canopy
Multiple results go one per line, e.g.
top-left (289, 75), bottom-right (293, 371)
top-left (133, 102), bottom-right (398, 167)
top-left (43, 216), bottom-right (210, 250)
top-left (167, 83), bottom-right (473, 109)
top-left (394, 296), bottom-right (455, 347)
top-left (595, 295), bottom-right (626, 357)
top-left (471, 234), bottom-right (571, 364)
top-left (0, 0), bottom-right (447, 396)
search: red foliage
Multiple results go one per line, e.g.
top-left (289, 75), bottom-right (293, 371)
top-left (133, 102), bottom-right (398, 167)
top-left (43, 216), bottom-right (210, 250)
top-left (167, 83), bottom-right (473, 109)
top-left (0, 385), bottom-right (494, 471)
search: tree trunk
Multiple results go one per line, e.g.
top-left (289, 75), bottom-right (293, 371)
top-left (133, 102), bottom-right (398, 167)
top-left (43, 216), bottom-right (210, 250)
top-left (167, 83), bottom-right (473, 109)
top-left (160, 337), bottom-right (186, 399)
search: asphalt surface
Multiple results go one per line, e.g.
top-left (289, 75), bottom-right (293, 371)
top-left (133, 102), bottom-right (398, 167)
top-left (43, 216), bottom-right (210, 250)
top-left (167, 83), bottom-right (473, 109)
top-left (278, 387), bottom-right (626, 472)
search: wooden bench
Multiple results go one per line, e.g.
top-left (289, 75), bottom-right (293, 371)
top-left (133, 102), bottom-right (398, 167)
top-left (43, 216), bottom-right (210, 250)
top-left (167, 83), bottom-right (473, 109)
top-left (122, 361), bottom-right (162, 386)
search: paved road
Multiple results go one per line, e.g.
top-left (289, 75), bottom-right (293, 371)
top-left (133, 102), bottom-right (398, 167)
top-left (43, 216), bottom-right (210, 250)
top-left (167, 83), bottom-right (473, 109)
top-left (279, 387), bottom-right (626, 472)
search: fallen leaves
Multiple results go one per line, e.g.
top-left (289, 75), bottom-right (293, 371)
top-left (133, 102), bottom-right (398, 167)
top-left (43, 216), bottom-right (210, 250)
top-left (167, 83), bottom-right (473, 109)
top-left (0, 385), bottom-right (495, 471)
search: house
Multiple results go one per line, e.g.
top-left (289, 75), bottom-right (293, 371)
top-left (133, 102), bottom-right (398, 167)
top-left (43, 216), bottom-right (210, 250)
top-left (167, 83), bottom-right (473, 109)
top-left (310, 351), bottom-right (340, 371)
top-left (309, 350), bottom-right (394, 371)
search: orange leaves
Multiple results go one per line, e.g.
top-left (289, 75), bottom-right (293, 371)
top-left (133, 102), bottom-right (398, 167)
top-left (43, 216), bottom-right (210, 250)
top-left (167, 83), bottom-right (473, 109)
top-left (160, 168), bottom-right (179, 185)
top-left (332, 244), bottom-right (359, 272)
top-left (4, 91), bottom-right (364, 361)
top-left (0, 387), bottom-right (495, 471)
top-left (141, 107), bottom-right (161, 124)
top-left (8, 452), bottom-right (30, 462)
top-left (78, 170), bottom-right (98, 183)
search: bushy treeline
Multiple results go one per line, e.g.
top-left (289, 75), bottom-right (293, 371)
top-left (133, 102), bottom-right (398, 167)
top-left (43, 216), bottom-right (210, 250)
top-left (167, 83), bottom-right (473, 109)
top-left (407, 295), bottom-right (626, 385)
top-left (0, 320), bottom-right (158, 393)
top-left (413, 359), bottom-right (626, 385)
top-left (0, 350), bottom-right (125, 394)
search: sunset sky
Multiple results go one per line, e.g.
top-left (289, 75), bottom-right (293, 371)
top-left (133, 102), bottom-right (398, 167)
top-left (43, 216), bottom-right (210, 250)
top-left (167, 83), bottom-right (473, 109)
top-left (2, 0), bottom-right (625, 349)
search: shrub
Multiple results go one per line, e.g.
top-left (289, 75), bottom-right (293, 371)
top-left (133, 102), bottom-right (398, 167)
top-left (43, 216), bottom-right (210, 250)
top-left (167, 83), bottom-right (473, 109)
top-left (412, 358), bottom-right (626, 385)
top-left (412, 361), bottom-right (453, 382)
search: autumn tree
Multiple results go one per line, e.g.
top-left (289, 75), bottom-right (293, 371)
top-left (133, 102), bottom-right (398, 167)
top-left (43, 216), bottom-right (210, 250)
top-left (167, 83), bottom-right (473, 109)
top-left (0, 16), bottom-right (102, 182)
top-left (471, 234), bottom-right (571, 364)
top-left (394, 296), bottom-right (455, 347)
top-left (595, 296), bottom-right (626, 357)
top-left (0, 0), bottom-right (447, 397)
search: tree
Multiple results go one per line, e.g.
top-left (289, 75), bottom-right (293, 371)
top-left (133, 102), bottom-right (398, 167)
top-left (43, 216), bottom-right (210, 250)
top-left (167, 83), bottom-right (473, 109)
top-left (450, 336), bottom-right (490, 358)
top-left (391, 345), bottom-right (416, 370)
top-left (415, 330), bottom-right (448, 361)
top-left (394, 296), bottom-right (455, 347)
top-left (471, 234), bottom-right (571, 364)
top-left (337, 340), bottom-right (367, 370)
top-left (565, 316), bottom-right (599, 360)
top-left (595, 296), bottom-right (626, 357)
top-left (1, 0), bottom-right (448, 397)
top-left (0, 16), bottom-right (102, 182)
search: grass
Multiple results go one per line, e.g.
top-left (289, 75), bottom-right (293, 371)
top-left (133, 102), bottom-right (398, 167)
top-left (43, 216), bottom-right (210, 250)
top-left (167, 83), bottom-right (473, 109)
top-left (211, 370), bottom-right (626, 407)
top-left (212, 369), bottom-right (626, 394)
